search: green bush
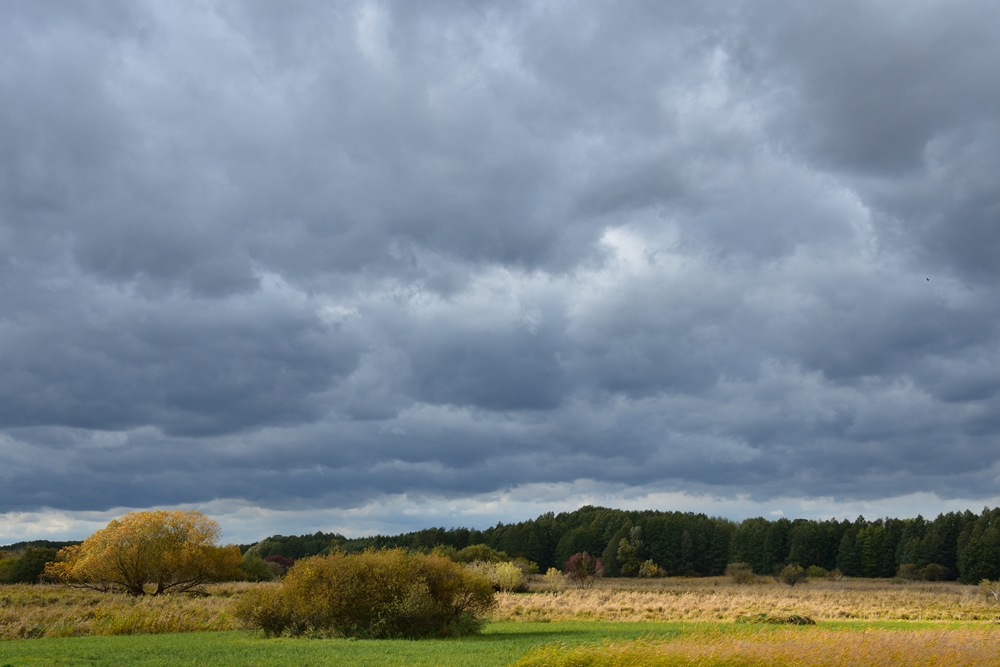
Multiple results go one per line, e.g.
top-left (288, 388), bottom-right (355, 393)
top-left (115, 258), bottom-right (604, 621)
top-left (805, 565), bottom-right (829, 579)
top-left (0, 556), bottom-right (16, 584)
top-left (231, 549), bottom-right (495, 638)
top-left (240, 553), bottom-right (274, 582)
top-left (512, 557), bottom-right (539, 576)
top-left (920, 563), bottom-right (949, 581)
top-left (0, 547), bottom-right (59, 584)
top-left (777, 563), bottom-right (807, 586)
top-left (452, 544), bottom-right (509, 564)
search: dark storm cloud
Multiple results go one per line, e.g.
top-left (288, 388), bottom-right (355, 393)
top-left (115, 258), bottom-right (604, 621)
top-left (3, 0), bottom-right (1000, 525)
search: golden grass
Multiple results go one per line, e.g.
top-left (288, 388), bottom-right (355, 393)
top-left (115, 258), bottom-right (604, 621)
top-left (0, 582), bottom-right (261, 639)
top-left (495, 577), bottom-right (1000, 623)
top-left (512, 627), bottom-right (1000, 667)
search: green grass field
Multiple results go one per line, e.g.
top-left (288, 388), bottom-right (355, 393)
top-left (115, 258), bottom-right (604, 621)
top-left (3, 620), bottom-right (990, 667)
top-left (0, 621), bottom-right (684, 667)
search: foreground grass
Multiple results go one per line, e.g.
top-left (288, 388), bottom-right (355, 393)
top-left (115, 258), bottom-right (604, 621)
top-left (513, 625), bottom-right (1000, 667)
top-left (0, 621), bottom-right (681, 667)
top-left (2, 622), bottom-right (998, 667)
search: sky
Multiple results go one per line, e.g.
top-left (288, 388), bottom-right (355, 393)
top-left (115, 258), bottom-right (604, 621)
top-left (2, 0), bottom-right (1000, 545)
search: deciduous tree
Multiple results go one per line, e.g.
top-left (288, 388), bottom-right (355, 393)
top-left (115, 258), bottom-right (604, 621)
top-left (45, 510), bottom-right (241, 595)
top-left (564, 551), bottom-right (604, 588)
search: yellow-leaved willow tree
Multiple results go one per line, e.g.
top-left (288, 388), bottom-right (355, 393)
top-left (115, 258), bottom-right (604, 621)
top-left (45, 510), bottom-right (242, 596)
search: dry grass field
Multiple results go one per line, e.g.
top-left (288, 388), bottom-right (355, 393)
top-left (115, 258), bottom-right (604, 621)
top-left (0, 582), bottom-right (256, 639)
top-left (494, 577), bottom-right (1000, 623)
top-left (2, 577), bottom-right (999, 640)
top-left (513, 626), bottom-right (1000, 667)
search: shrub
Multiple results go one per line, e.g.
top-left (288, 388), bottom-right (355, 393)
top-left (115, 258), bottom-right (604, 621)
top-left (465, 561), bottom-right (527, 592)
top-left (264, 555), bottom-right (294, 568)
top-left (980, 579), bottom-right (1000, 605)
top-left (231, 585), bottom-right (292, 636)
top-left (542, 567), bottom-right (565, 588)
top-left (920, 563), bottom-right (949, 581)
top-left (0, 554), bottom-right (18, 584)
top-left (805, 565), bottom-right (828, 579)
top-left (564, 552), bottom-right (604, 589)
top-left (240, 553), bottom-right (274, 582)
top-left (512, 557), bottom-right (539, 576)
top-left (898, 563), bottom-right (920, 581)
top-left (725, 562), bottom-right (755, 585)
top-left (263, 555), bottom-right (294, 578)
top-left (452, 544), bottom-right (510, 564)
top-left (231, 549), bottom-right (495, 638)
top-left (777, 564), bottom-right (807, 586)
top-left (734, 613), bottom-right (816, 625)
top-left (638, 559), bottom-right (660, 578)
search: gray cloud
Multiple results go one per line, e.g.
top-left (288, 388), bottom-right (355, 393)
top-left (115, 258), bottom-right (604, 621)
top-left (2, 0), bottom-right (1000, 532)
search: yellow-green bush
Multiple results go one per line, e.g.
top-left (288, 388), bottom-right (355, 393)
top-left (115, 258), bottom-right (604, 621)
top-left (231, 549), bottom-right (495, 638)
top-left (465, 561), bottom-right (527, 592)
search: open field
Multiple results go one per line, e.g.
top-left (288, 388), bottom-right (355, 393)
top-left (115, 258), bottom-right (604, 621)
top-left (0, 583), bottom-right (252, 640)
top-left (2, 622), bottom-right (999, 667)
top-left (0, 621), bottom-right (679, 666)
top-left (496, 577), bottom-right (1000, 623)
top-left (3, 577), bottom-right (1000, 640)
top-left (4, 578), bottom-right (1000, 666)
top-left (513, 625), bottom-right (1000, 667)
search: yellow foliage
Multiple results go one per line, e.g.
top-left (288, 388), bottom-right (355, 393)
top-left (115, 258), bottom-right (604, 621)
top-left (44, 510), bottom-right (242, 596)
top-left (231, 549), bottom-right (496, 638)
top-left (465, 561), bottom-right (527, 592)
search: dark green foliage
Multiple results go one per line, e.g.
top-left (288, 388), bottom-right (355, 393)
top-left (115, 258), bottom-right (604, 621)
top-left (247, 532), bottom-right (346, 560)
top-left (234, 505), bottom-right (1000, 584)
top-left (958, 507), bottom-right (1000, 583)
top-left (805, 565), bottom-right (829, 579)
top-left (600, 524), bottom-right (632, 577)
top-left (920, 563), bottom-right (949, 581)
top-left (452, 544), bottom-right (509, 563)
top-left (239, 553), bottom-right (273, 582)
top-left (836, 526), bottom-right (862, 576)
top-left (0, 540), bottom-right (80, 552)
top-left (0, 547), bottom-right (59, 584)
top-left (730, 517), bottom-right (770, 574)
top-left (735, 613), bottom-right (815, 625)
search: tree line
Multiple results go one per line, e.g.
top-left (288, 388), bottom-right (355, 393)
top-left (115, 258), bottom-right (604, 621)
top-left (246, 505), bottom-right (1000, 584)
top-left (7, 505), bottom-right (1000, 586)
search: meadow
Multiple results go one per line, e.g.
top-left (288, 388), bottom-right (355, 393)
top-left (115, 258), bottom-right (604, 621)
top-left (2, 578), bottom-right (1000, 666)
top-left (497, 576), bottom-right (1000, 623)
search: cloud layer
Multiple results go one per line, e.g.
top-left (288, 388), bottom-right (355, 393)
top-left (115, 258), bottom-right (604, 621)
top-left (2, 0), bottom-right (1000, 539)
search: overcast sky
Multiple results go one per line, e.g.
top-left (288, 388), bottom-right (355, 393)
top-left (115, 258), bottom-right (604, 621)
top-left (3, 0), bottom-right (1000, 544)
